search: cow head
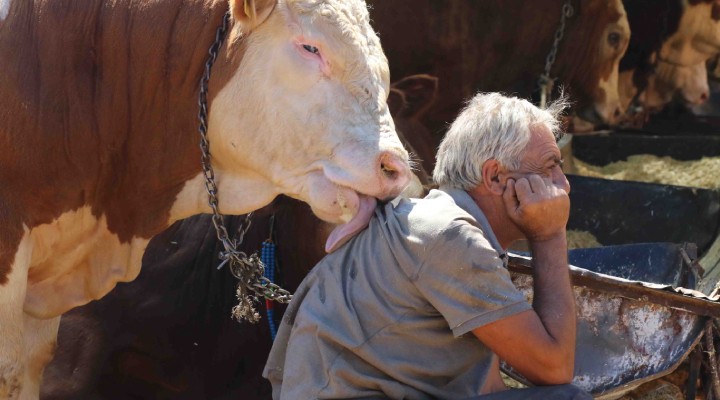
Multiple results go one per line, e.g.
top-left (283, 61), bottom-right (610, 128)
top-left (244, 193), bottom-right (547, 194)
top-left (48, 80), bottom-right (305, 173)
top-left (644, 60), bottom-right (710, 108)
top-left (620, 0), bottom-right (720, 113)
top-left (204, 0), bottom-right (411, 250)
top-left (645, 0), bottom-right (720, 108)
top-left (560, 0), bottom-right (630, 131)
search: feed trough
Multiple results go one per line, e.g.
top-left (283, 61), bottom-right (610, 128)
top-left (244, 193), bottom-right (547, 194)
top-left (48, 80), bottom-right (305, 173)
top-left (566, 128), bottom-right (720, 296)
top-left (565, 130), bottom-right (720, 256)
top-left (504, 245), bottom-right (720, 399)
top-left (571, 131), bottom-right (720, 164)
top-left (566, 174), bottom-right (720, 255)
top-left (641, 113), bottom-right (720, 136)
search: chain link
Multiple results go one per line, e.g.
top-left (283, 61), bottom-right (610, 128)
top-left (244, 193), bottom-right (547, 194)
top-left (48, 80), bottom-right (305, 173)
top-left (197, 13), bottom-right (293, 324)
top-left (538, 0), bottom-right (574, 108)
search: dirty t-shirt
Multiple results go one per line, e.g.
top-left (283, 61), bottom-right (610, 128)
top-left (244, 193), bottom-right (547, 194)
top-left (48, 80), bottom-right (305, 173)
top-left (263, 187), bottom-right (532, 399)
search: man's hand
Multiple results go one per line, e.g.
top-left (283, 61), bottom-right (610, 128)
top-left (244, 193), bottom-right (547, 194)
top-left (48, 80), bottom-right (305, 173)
top-left (502, 174), bottom-right (570, 242)
top-left (473, 173), bottom-right (576, 386)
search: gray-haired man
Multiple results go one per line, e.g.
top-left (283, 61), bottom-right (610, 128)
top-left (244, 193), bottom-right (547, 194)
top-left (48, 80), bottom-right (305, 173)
top-left (264, 92), bottom-right (590, 399)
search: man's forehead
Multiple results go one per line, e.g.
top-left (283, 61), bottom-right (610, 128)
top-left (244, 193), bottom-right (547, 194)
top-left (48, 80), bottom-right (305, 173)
top-left (525, 126), bottom-right (561, 160)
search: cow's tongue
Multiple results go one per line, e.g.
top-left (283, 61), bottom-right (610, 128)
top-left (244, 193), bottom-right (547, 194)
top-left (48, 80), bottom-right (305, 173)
top-left (325, 195), bottom-right (377, 253)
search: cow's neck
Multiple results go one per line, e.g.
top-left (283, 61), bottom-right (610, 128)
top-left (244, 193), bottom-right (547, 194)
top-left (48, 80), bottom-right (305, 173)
top-left (1, 0), bottom-right (244, 240)
top-left (0, 0), bottom-right (261, 315)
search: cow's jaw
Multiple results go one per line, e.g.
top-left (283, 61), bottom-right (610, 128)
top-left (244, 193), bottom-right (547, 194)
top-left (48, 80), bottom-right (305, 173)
top-left (324, 194), bottom-right (376, 253)
top-left (296, 170), bottom-right (378, 252)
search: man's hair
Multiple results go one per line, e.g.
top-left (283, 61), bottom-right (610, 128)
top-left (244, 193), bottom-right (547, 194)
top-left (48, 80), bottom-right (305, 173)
top-left (432, 92), bottom-right (568, 191)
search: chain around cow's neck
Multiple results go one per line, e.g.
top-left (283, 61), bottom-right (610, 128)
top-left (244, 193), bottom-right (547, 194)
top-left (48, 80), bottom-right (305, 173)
top-left (537, 0), bottom-right (574, 109)
top-left (197, 12), bottom-right (293, 324)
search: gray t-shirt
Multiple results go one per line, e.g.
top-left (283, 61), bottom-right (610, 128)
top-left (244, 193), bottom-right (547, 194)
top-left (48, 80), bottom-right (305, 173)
top-left (263, 187), bottom-right (532, 399)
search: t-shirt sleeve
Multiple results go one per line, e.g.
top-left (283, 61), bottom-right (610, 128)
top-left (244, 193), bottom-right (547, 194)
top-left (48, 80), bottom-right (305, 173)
top-left (413, 222), bottom-right (532, 337)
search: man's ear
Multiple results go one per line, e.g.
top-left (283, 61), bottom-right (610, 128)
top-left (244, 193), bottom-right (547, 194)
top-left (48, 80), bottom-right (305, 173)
top-left (229, 0), bottom-right (276, 34)
top-left (481, 159), bottom-right (504, 195)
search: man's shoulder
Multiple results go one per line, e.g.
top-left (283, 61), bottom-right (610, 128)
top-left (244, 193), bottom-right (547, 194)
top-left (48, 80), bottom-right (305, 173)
top-left (374, 190), bottom-right (482, 249)
top-left (400, 189), bottom-right (477, 230)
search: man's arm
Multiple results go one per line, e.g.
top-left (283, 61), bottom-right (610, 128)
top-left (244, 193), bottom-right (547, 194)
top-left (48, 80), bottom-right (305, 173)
top-left (472, 175), bottom-right (576, 385)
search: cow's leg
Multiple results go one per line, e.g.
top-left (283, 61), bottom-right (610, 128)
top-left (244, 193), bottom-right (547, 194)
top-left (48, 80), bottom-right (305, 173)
top-left (0, 234), bottom-right (31, 400)
top-left (17, 315), bottom-right (60, 400)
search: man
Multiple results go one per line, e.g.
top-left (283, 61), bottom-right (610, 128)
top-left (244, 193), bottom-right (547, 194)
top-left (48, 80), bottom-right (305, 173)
top-left (263, 92), bottom-right (590, 399)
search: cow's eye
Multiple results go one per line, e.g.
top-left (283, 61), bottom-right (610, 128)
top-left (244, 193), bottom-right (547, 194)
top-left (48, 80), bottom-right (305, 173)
top-left (302, 44), bottom-right (320, 55)
top-left (607, 32), bottom-right (621, 49)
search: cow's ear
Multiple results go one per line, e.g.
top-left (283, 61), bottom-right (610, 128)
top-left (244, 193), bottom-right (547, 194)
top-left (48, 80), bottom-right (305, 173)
top-left (387, 88), bottom-right (407, 118)
top-left (230, 0), bottom-right (276, 33)
top-left (390, 74), bottom-right (439, 118)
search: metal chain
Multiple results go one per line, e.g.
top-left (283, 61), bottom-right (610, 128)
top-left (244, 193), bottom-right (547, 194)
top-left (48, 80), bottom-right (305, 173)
top-left (538, 0), bottom-right (574, 108)
top-left (197, 12), bottom-right (293, 324)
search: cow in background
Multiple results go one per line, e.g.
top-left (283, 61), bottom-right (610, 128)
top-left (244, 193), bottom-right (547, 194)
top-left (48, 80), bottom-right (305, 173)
top-left (387, 74), bottom-right (439, 175)
top-left (40, 75), bottom-right (440, 400)
top-left (366, 0), bottom-right (630, 134)
top-left (0, 0), bottom-right (412, 397)
top-left (619, 0), bottom-right (720, 119)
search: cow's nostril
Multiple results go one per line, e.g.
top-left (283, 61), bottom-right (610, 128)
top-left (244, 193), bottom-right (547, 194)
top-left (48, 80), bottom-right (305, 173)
top-left (614, 108), bottom-right (622, 118)
top-left (381, 162), bottom-right (399, 180)
top-left (700, 92), bottom-right (709, 103)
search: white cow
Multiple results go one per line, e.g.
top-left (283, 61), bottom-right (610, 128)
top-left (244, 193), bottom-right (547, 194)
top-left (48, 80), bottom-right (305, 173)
top-left (0, 0), bottom-right (411, 398)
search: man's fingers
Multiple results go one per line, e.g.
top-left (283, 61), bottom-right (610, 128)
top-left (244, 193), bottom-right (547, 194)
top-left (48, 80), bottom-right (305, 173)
top-left (513, 177), bottom-right (532, 200)
top-left (527, 175), bottom-right (547, 194)
top-left (503, 178), bottom-right (519, 211)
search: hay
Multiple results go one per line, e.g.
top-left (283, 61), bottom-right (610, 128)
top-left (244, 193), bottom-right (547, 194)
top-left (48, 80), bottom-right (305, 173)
top-left (500, 372), bottom-right (527, 389)
top-left (573, 155), bottom-right (720, 190)
top-left (617, 380), bottom-right (684, 400)
top-left (567, 230), bottom-right (602, 249)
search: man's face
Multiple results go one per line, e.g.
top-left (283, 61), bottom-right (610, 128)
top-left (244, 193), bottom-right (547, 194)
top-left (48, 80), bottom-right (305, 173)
top-left (499, 125), bottom-right (571, 194)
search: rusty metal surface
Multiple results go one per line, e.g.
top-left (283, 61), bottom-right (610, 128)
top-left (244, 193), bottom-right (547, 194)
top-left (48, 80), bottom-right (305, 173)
top-left (504, 255), bottom-right (710, 398)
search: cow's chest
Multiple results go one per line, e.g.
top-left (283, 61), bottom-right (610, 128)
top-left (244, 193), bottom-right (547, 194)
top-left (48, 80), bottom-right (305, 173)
top-left (24, 206), bottom-right (149, 318)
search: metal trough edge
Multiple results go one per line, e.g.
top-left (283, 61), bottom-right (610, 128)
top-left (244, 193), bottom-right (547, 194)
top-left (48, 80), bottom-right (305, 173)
top-left (508, 256), bottom-right (720, 318)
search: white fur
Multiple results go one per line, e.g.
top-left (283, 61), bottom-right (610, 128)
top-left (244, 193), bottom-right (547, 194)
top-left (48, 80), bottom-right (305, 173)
top-left (645, 1), bottom-right (720, 106)
top-left (201, 0), bottom-right (409, 225)
top-left (17, 316), bottom-right (60, 400)
top-left (1, 209), bottom-right (149, 398)
top-left (0, 230), bottom-right (31, 400)
top-left (0, 0), bottom-right (10, 20)
top-left (661, 2), bottom-right (720, 65)
top-left (25, 206), bottom-right (149, 319)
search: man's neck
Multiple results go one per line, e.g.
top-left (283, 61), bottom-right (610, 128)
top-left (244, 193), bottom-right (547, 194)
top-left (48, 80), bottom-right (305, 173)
top-left (466, 188), bottom-right (522, 250)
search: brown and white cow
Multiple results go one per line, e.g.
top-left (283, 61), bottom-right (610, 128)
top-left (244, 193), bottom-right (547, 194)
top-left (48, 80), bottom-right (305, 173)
top-left (0, 0), bottom-right (412, 398)
top-left (619, 0), bottom-right (720, 115)
top-left (40, 75), bottom-right (440, 399)
top-left (366, 0), bottom-right (630, 134)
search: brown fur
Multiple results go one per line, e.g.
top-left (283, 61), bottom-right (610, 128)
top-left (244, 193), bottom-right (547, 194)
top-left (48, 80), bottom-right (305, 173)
top-left (555, 1), bottom-right (624, 109)
top-left (0, 0), bottom-right (236, 283)
top-left (689, 0), bottom-right (720, 20)
top-left (387, 74), bottom-right (439, 174)
top-left (366, 0), bottom-right (627, 134)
